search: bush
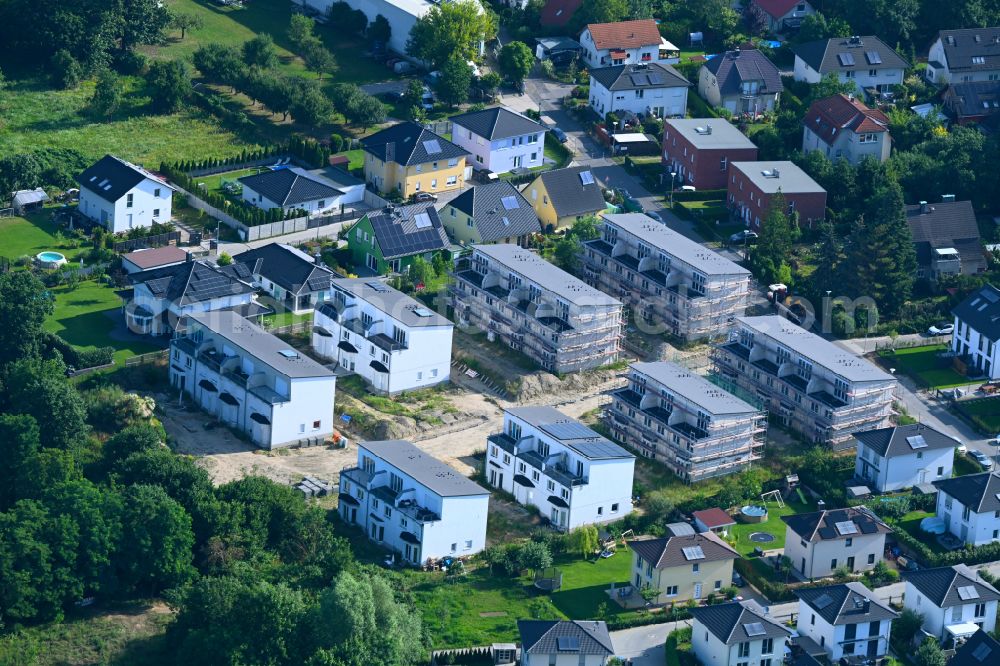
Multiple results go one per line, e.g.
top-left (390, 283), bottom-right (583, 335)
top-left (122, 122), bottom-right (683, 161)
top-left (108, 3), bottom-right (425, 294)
top-left (330, 133), bottom-right (344, 152)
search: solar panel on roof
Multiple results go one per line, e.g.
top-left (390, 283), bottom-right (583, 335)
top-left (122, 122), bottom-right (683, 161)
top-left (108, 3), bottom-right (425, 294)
top-left (865, 50), bottom-right (882, 65)
top-left (648, 73), bottom-right (664, 85)
top-left (838, 53), bottom-right (855, 66)
top-left (557, 637), bottom-right (580, 651)
top-left (501, 195), bottom-right (520, 210)
top-left (858, 520), bottom-right (877, 534)
top-left (413, 212), bottom-right (432, 229)
top-left (972, 642), bottom-right (992, 661)
top-left (835, 520), bottom-right (859, 536)
top-left (579, 170), bottom-right (595, 185)
top-left (423, 139), bottom-right (442, 154)
top-left (540, 421), bottom-right (600, 441)
top-left (743, 622), bottom-right (766, 637)
top-left (817, 527), bottom-right (837, 540)
top-left (958, 585), bottom-right (980, 600)
top-left (906, 435), bottom-right (928, 449)
top-left (814, 593), bottom-right (834, 610)
top-left (984, 290), bottom-right (999, 303)
top-left (682, 546), bottom-right (705, 560)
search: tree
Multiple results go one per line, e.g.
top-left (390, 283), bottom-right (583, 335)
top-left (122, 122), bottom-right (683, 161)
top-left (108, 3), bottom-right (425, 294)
top-left (171, 11), bottom-right (204, 40)
top-left (0, 414), bottom-right (40, 510)
top-left (242, 34), bottom-right (278, 69)
top-left (573, 0), bottom-right (627, 27)
top-left (477, 71), bottom-right (501, 103)
top-left (795, 12), bottom-right (850, 43)
top-left (514, 540), bottom-right (552, 573)
top-left (118, 0), bottom-right (172, 54)
top-left (553, 236), bottom-right (583, 271)
top-left (684, 0), bottom-right (739, 41)
top-left (567, 525), bottom-right (600, 559)
top-left (102, 424), bottom-right (164, 471)
top-left (344, 92), bottom-right (386, 128)
top-left (894, 608), bottom-right (923, 647)
top-left (435, 57), bottom-right (472, 108)
top-left (50, 49), bottom-right (82, 89)
top-left (146, 59), bottom-right (192, 112)
top-left (288, 14), bottom-right (317, 48)
top-left (913, 637), bottom-right (946, 666)
top-left (750, 193), bottom-right (799, 287)
top-left (89, 68), bottom-right (123, 118)
top-left (408, 256), bottom-right (434, 285)
top-left (368, 14), bottom-right (391, 46)
top-left (217, 251), bottom-right (233, 266)
top-left (0, 271), bottom-right (53, 370)
top-left (808, 221), bottom-right (844, 305)
top-left (289, 79), bottom-right (333, 125)
top-left (192, 43), bottom-right (245, 88)
top-left (498, 41), bottom-right (534, 87)
top-left (807, 73), bottom-right (859, 104)
top-left (6, 358), bottom-right (88, 452)
top-left (407, 0), bottom-right (497, 69)
top-left (116, 484), bottom-right (195, 594)
top-left (303, 42), bottom-right (338, 80)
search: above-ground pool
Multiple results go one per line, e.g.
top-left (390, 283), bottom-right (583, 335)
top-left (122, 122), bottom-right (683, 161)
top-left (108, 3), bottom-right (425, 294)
top-left (36, 251), bottom-right (67, 269)
top-left (740, 505), bottom-right (768, 523)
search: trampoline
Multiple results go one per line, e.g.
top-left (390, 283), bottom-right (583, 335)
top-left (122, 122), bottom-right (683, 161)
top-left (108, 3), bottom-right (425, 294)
top-left (748, 532), bottom-right (776, 543)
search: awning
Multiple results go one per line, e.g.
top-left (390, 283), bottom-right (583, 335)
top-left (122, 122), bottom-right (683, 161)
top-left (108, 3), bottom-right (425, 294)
top-left (171, 364), bottom-right (186, 373)
top-left (249, 412), bottom-right (271, 425)
top-left (339, 340), bottom-right (359, 353)
top-left (610, 49), bottom-right (626, 59)
top-left (548, 495), bottom-right (569, 509)
top-left (400, 531), bottom-right (421, 545)
top-left (313, 326), bottom-right (333, 338)
top-left (198, 379), bottom-right (217, 392)
top-left (514, 474), bottom-right (535, 488)
top-left (370, 360), bottom-right (389, 373)
top-left (946, 622), bottom-right (981, 638)
top-left (219, 392), bottom-right (239, 406)
top-left (338, 492), bottom-right (359, 506)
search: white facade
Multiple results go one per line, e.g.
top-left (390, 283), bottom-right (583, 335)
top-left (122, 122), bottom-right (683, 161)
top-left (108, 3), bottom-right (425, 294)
top-left (451, 125), bottom-right (545, 174)
top-left (796, 600), bottom-right (893, 661)
top-left (523, 654), bottom-right (608, 666)
top-left (855, 441), bottom-right (954, 493)
top-left (168, 311), bottom-right (336, 449)
top-left (579, 30), bottom-right (677, 69)
top-left (952, 313), bottom-right (1000, 381)
top-left (802, 124), bottom-right (890, 165)
top-left (692, 625), bottom-right (785, 666)
top-left (904, 580), bottom-right (998, 641)
top-left (588, 76), bottom-right (688, 118)
top-left (784, 528), bottom-right (886, 580)
top-left (79, 176), bottom-right (172, 234)
top-left (792, 56), bottom-right (904, 95)
top-left (935, 487), bottom-right (1000, 546)
top-left (926, 35), bottom-right (1000, 85)
top-left (485, 406), bottom-right (634, 531)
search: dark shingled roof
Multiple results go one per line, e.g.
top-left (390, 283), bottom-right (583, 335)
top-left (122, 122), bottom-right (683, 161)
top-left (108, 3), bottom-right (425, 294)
top-left (906, 200), bottom-right (984, 273)
top-left (796, 582), bottom-right (899, 626)
top-left (129, 260), bottom-right (255, 306)
top-left (944, 80), bottom-right (1000, 120)
top-left (539, 0), bottom-right (581, 26)
top-left (703, 49), bottom-right (783, 96)
top-left (534, 166), bottom-right (607, 218)
top-left (782, 506), bottom-right (891, 543)
top-left (952, 283), bottom-right (1000, 341)
top-left (233, 243), bottom-right (338, 296)
top-left (937, 28), bottom-right (1000, 74)
top-left (627, 532), bottom-right (739, 570)
top-left (934, 472), bottom-right (1000, 514)
top-left (361, 122), bottom-right (467, 167)
top-left (950, 629), bottom-right (1000, 666)
top-left (366, 204), bottom-right (449, 260)
top-left (689, 600), bottom-right (792, 645)
top-left (589, 62), bottom-right (690, 92)
top-left (792, 36), bottom-right (908, 75)
top-left (238, 168), bottom-right (342, 207)
top-left (517, 620), bottom-right (614, 655)
top-left (445, 180), bottom-right (541, 242)
top-left (854, 423), bottom-right (960, 459)
top-left (901, 564), bottom-right (1000, 609)
top-left (450, 106), bottom-right (546, 141)
top-left (76, 154), bottom-right (169, 203)
top-left (753, 0), bottom-right (806, 18)
top-left (359, 440), bottom-right (489, 497)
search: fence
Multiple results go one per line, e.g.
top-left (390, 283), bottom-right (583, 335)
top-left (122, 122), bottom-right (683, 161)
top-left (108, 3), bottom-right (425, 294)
top-left (124, 349), bottom-right (169, 367)
top-left (424, 120), bottom-right (452, 136)
top-left (113, 231), bottom-right (183, 253)
top-left (265, 319), bottom-right (313, 335)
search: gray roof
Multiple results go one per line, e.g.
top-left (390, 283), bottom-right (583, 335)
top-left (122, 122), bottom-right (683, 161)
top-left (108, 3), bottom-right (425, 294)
top-left (906, 200), bottom-right (983, 269)
top-left (628, 531), bottom-right (739, 570)
top-left (902, 565), bottom-right (1000, 609)
top-left (702, 49), bottom-right (783, 97)
top-left (945, 80), bottom-right (1000, 119)
top-left (536, 36), bottom-right (582, 52)
top-left (534, 166), bottom-right (607, 218)
top-left (936, 28), bottom-right (1000, 73)
top-left (934, 472), bottom-right (1000, 514)
top-left (796, 582), bottom-right (899, 626)
top-left (366, 204), bottom-right (449, 260)
top-left (792, 36), bottom-right (908, 74)
top-left (185, 310), bottom-right (333, 379)
top-left (690, 600), bottom-right (792, 646)
top-left (76, 154), bottom-right (171, 203)
top-left (238, 167), bottom-right (342, 207)
top-left (854, 423), bottom-right (959, 459)
top-left (664, 118), bottom-right (758, 150)
top-left (601, 213), bottom-right (750, 277)
top-left (446, 180), bottom-right (541, 242)
top-left (129, 260), bottom-right (255, 306)
top-left (630, 361), bottom-right (759, 416)
top-left (952, 284), bottom-right (1000, 339)
top-left (950, 629), bottom-right (1000, 666)
top-left (730, 161), bottom-right (826, 194)
top-left (326, 277), bottom-right (452, 328)
top-left (12, 188), bottom-right (49, 206)
top-left (358, 440), bottom-right (489, 497)
top-left (449, 106), bottom-right (546, 141)
top-left (361, 122), bottom-right (467, 167)
top-left (589, 62), bottom-right (690, 92)
top-left (782, 505), bottom-right (891, 543)
top-left (736, 316), bottom-right (895, 383)
top-left (517, 620), bottom-right (614, 656)
top-left (505, 406), bottom-right (633, 460)
top-left (234, 243), bottom-right (337, 295)
top-left (473, 244), bottom-right (621, 307)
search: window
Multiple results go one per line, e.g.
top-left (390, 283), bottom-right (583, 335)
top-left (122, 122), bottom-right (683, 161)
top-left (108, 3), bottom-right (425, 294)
top-left (154, 188), bottom-right (161, 197)
top-left (738, 642), bottom-right (750, 658)
top-left (451, 543), bottom-right (457, 552)
top-left (692, 563), bottom-right (700, 573)
top-left (299, 424), bottom-right (306, 433)
top-left (153, 209), bottom-right (160, 218)
top-left (446, 176), bottom-right (457, 186)
top-left (465, 540), bottom-right (473, 550)
top-left (312, 420), bottom-right (321, 430)
top-left (490, 446), bottom-right (498, 458)
top-left (126, 193), bottom-right (133, 208)
top-left (867, 553), bottom-right (875, 564)
top-left (762, 638), bottom-right (773, 655)
top-left (846, 538), bottom-right (853, 547)
top-left (503, 454), bottom-right (510, 464)
top-left (612, 503), bottom-right (619, 512)
top-left (666, 585), bottom-right (678, 596)
top-left (811, 615), bottom-right (815, 626)
top-left (597, 507), bottom-right (604, 516)
top-left (869, 69), bottom-right (877, 77)
top-left (714, 579), bottom-right (721, 590)
top-left (384, 506), bottom-right (392, 518)
top-left (831, 558), bottom-right (838, 569)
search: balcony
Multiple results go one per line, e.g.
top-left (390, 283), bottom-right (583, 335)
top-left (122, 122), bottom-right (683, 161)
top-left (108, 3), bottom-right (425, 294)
top-left (810, 390), bottom-right (848, 409)
top-left (487, 432), bottom-right (517, 455)
top-left (720, 341), bottom-right (751, 361)
top-left (223, 367), bottom-right (250, 388)
top-left (173, 336), bottom-right (199, 357)
top-left (454, 269), bottom-right (485, 289)
top-left (782, 373), bottom-right (810, 393)
top-left (369, 332), bottom-right (406, 352)
top-left (613, 388), bottom-right (643, 408)
top-left (249, 384), bottom-right (290, 404)
top-left (752, 357), bottom-right (780, 375)
top-left (198, 348), bottom-right (227, 371)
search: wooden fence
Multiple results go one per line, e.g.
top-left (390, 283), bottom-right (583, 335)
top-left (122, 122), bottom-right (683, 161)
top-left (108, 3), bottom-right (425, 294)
top-left (124, 349), bottom-right (169, 367)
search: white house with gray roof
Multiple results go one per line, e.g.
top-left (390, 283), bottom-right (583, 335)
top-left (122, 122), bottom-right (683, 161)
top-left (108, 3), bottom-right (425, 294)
top-left (795, 582), bottom-right (899, 662)
top-left (486, 406), bottom-right (634, 530)
top-left (607, 361), bottom-right (767, 482)
top-left (792, 36), bottom-right (908, 97)
top-left (926, 28), bottom-right (1000, 85)
top-left (933, 472), bottom-right (1000, 546)
top-left (588, 62), bottom-right (690, 118)
top-left (517, 620), bottom-right (614, 666)
top-left (449, 106), bottom-right (547, 175)
top-left (782, 506), bottom-right (892, 580)
top-left (903, 565), bottom-right (1000, 643)
top-left (338, 439), bottom-right (489, 565)
top-left (950, 284), bottom-right (1000, 381)
top-left (450, 244), bottom-right (624, 373)
top-left (239, 167), bottom-right (364, 216)
top-left (233, 243), bottom-right (337, 314)
top-left (76, 154), bottom-right (174, 233)
top-left (581, 213), bottom-right (751, 342)
top-left (854, 423), bottom-right (957, 493)
top-left (690, 599), bottom-right (792, 666)
top-left (312, 277), bottom-right (453, 394)
top-left (169, 310), bottom-right (336, 449)
top-left (712, 316), bottom-right (897, 448)
top-left (440, 180), bottom-right (541, 245)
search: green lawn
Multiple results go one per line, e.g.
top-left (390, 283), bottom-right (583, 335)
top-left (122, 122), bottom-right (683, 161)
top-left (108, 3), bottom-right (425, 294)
top-left (262, 309), bottom-right (313, 328)
top-left (897, 510), bottom-right (946, 554)
top-left (879, 344), bottom-right (971, 390)
top-left (728, 498), bottom-right (817, 556)
top-left (956, 397), bottom-right (1000, 433)
top-left (0, 213), bottom-right (88, 263)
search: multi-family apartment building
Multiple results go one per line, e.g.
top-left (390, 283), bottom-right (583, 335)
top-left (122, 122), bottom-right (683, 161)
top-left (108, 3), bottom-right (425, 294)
top-left (951, 284), bottom-right (1000, 381)
top-left (712, 316), bottom-right (897, 448)
top-left (312, 278), bottom-right (453, 394)
top-left (485, 406), bottom-right (634, 530)
top-left (661, 118), bottom-right (759, 190)
top-left (728, 161), bottom-right (827, 229)
top-left (606, 361), bottom-right (767, 482)
top-left (580, 213), bottom-right (751, 342)
top-left (339, 439), bottom-right (490, 565)
top-left (450, 244), bottom-right (624, 373)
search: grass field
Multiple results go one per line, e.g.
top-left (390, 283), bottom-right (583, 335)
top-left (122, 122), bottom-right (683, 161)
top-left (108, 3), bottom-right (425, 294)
top-left (728, 498), bottom-right (816, 556)
top-left (955, 397), bottom-right (1000, 434)
top-left (897, 510), bottom-right (946, 554)
top-left (0, 213), bottom-right (87, 263)
top-left (878, 344), bottom-right (970, 390)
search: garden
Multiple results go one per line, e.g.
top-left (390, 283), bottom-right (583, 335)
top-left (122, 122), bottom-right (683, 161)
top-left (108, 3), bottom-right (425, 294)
top-left (954, 396), bottom-right (1000, 434)
top-left (877, 344), bottom-right (971, 390)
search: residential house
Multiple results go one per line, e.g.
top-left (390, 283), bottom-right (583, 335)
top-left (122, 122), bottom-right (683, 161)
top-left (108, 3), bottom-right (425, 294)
top-left (943, 80), bottom-right (1000, 124)
top-left (348, 204), bottom-right (450, 275)
top-left (692, 508), bottom-right (737, 537)
top-left (792, 36), bottom-right (908, 98)
top-left (933, 472), bottom-right (1000, 546)
top-left (949, 629), bottom-right (1000, 666)
top-left (748, 0), bottom-right (815, 33)
top-left (712, 315), bottom-right (898, 447)
top-left (517, 620), bottom-right (614, 666)
top-left (588, 62), bottom-right (690, 119)
top-left (628, 531), bottom-right (740, 603)
top-left (902, 565), bottom-right (1000, 642)
top-left (607, 361), bottom-right (767, 482)
top-left (698, 49), bottom-right (783, 115)
top-left (727, 161), bottom-right (827, 229)
top-left (124, 259), bottom-right (263, 336)
top-left (802, 93), bottom-right (891, 164)
top-left (485, 406), bottom-right (634, 530)
top-left (76, 154), bottom-right (173, 233)
top-left (339, 439), bottom-right (489, 565)
top-left (169, 310), bottom-right (336, 449)
top-left (854, 423), bottom-right (957, 493)
top-left (906, 199), bottom-right (986, 279)
top-left (121, 245), bottom-right (189, 274)
top-left (661, 118), bottom-right (759, 190)
top-left (795, 582), bottom-right (899, 662)
top-left (950, 284), bottom-right (1000, 381)
top-left (450, 106), bottom-right (547, 175)
top-left (312, 277), bottom-right (453, 393)
top-left (524, 167), bottom-right (608, 232)
top-left (579, 19), bottom-right (679, 69)
top-left (581, 213), bottom-right (752, 341)
top-left (231, 243), bottom-right (334, 313)
top-left (450, 244), bottom-right (624, 373)
top-left (690, 599), bottom-right (793, 666)
top-left (926, 28), bottom-right (1000, 85)
top-left (539, 0), bottom-right (581, 28)
top-left (239, 167), bottom-right (363, 216)
top-left (782, 506), bottom-right (892, 580)
top-left (361, 122), bottom-right (468, 198)
top-left (440, 180), bottom-right (541, 246)
top-left (535, 36), bottom-right (583, 64)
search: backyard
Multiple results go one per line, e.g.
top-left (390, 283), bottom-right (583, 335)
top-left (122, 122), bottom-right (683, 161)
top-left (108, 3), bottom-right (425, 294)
top-left (895, 509), bottom-right (946, 555)
top-left (954, 396), bottom-right (1000, 434)
top-left (877, 344), bottom-right (970, 390)
top-left (727, 495), bottom-right (816, 557)
top-left (0, 212), bottom-right (88, 263)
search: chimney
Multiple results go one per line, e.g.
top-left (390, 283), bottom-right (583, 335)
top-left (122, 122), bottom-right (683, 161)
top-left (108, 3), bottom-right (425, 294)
top-left (733, 48), bottom-right (741, 58)
top-left (186, 251), bottom-right (194, 262)
top-left (772, 168), bottom-right (780, 178)
top-left (941, 194), bottom-right (956, 203)
top-left (862, 599), bottom-right (871, 614)
top-left (919, 200), bottom-right (929, 213)
top-left (706, 125), bottom-right (712, 134)
top-left (314, 252), bottom-right (323, 265)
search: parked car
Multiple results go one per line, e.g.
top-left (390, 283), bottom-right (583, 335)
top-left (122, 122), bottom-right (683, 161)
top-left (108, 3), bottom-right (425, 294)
top-left (730, 229), bottom-right (759, 244)
top-left (412, 192), bottom-right (438, 203)
top-left (955, 442), bottom-right (968, 455)
top-left (392, 61), bottom-right (414, 75)
top-left (970, 450), bottom-right (993, 470)
top-left (644, 210), bottom-right (664, 223)
top-left (731, 570), bottom-right (744, 587)
top-left (927, 322), bottom-right (954, 336)
top-left (551, 127), bottom-right (568, 143)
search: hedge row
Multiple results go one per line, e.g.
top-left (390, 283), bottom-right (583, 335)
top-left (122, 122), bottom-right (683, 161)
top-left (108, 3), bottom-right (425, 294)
top-left (734, 558), bottom-right (797, 602)
top-left (888, 519), bottom-right (1000, 568)
top-left (43, 331), bottom-right (114, 370)
top-left (673, 188), bottom-right (727, 202)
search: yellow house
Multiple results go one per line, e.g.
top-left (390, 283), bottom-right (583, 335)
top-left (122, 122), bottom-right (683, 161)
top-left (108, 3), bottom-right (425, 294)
top-left (440, 180), bottom-right (540, 245)
top-left (361, 122), bottom-right (469, 199)
top-left (524, 166), bottom-right (609, 232)
top-left (628, 531), bottom-right (740, 604)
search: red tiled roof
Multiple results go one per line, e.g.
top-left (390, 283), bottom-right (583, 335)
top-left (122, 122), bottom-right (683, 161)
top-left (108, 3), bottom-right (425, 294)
top-left (540, 0), bottom-right (582, 27)
top-left (586, 19), bottom-right (661, 51)
top-left (123, 245), bottom-right (189, 270)
top-left (753, 0), bottom-right (805, 18)
top-left (692, 508), bottom-right (737, 529)
top-left (803, 94), bottom-right (888, 146)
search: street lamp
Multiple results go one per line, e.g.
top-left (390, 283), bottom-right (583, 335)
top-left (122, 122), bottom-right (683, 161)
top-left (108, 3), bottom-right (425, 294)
top-left (668, 171), bottom-right (677, 209)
